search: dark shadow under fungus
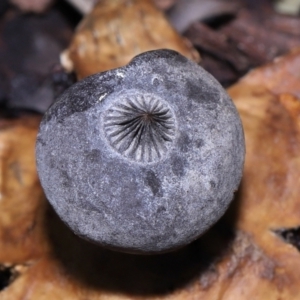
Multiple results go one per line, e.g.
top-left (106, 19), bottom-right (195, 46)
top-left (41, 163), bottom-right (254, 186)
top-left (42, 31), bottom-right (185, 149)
top-left (44, 183), bottom-right (243, 296)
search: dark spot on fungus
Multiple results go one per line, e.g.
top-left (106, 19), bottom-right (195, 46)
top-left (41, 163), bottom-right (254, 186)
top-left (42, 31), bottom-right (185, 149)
top-left (85, 149), bottom-right (101, 163)
top-left (178, 132), bottom-right (192, 153)
top-left (144, 170), bottom-right (163, 197)
top-left (209, 180), bottom-right (216, 188)
top-left (195, 138), bottom-right (204, 148)
top-left (44, 71), bottom-right (122, 123)
top-left (171, 155), bottom-right (187, 177)
top-left (186, 80), bottom-right (219, 110)
top-left (157, 206), bottom-right (166, 214)
top-left (60, 170), bottom-right (72, 188)
top-left (152, 77), bottom-right (160, 87)
top-left (163, 79), bottom-right (178, 91)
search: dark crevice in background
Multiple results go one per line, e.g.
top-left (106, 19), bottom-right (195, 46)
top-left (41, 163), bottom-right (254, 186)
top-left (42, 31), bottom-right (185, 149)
top-left (45, 194), bottom-right (239, 296)
top-left (0, 265), bottom-right (17, 291)
top-left (203, 14), bottom-right (236, 30)
top-left (54, 0), bottom-right (82, 27)
top-left (0, 0), bottom-right (9, 17)
top-left (274, 227), bottom-right (300, 251)
top-left (199, 50), bottom-right (240, 87)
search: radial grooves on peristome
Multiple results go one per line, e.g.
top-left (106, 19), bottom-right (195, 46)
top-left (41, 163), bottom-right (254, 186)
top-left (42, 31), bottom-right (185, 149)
top-left (104, 95), bottom-right (176, 163)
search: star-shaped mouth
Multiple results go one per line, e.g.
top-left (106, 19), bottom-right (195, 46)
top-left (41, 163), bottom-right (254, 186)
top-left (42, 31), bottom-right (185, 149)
top-left (104, 93), bottom-right (176, 163)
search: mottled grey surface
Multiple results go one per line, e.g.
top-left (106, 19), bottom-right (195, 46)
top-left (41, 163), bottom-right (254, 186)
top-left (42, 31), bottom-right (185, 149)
top-left (36, 49), bottom-right (245, 254)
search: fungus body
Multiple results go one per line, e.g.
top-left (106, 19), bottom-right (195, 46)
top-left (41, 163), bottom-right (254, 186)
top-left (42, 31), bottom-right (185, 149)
top-left (36, 49), bottom-right (245, 254)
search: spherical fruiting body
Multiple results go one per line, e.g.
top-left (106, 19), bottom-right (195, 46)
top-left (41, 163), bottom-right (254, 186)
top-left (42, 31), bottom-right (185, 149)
top-left (36, 50), bottom-right (245, 254)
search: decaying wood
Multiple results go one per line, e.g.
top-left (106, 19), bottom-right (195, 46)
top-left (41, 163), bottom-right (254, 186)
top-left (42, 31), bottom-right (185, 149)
top-left (220, 10), bottom-right (300, 63)
top-left (1, 48), bottom-right (300, 299)
top-left (61, 0), bottom-right (200, 79)
top-left (185, 22), bottom-right (250, 73)
top-left (185, 9), bottom-right (300, 86)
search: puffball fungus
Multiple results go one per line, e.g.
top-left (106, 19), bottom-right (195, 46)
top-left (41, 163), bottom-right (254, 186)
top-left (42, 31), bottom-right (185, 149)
top-left (36, 49), bottom-right (245, 254)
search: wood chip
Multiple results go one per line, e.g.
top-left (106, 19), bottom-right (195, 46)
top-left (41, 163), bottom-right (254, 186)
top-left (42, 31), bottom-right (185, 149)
top-left (62, 0), bottom-right (200, 79)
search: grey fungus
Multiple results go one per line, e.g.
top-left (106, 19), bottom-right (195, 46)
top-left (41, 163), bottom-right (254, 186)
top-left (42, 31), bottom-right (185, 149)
top-left (36, 49), bottom-right (245, 254)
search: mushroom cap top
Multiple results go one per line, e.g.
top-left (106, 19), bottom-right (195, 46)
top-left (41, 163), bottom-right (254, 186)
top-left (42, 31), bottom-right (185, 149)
top-left (36, 49), bottom-right (245, 254)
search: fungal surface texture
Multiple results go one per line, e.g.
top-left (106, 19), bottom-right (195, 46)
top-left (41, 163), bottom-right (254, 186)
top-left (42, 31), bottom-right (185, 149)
top-left (36, 50), bottom-right (245, 254)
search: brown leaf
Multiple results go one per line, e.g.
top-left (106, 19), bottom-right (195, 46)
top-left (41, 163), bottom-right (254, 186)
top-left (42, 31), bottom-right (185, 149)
top-left (0, 116), bottom-right (46, 264)
top-left (225, 48), bottom-right (300, 298)
top-left (61, 0), bottom-right (200, 79)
